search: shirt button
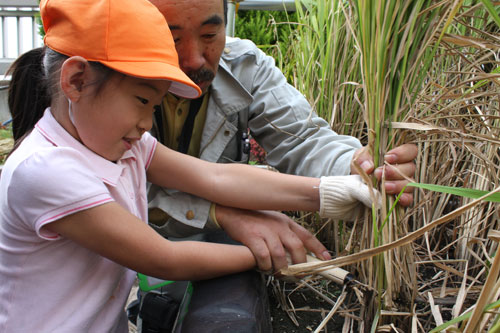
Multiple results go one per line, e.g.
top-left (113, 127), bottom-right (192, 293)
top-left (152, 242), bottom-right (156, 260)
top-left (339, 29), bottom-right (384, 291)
top-left (224, 130), bottom-right (230, 136)
top-left (186, 210), bottom-right (195, 220)
top-left (224, 47), bottom-right (231, 54)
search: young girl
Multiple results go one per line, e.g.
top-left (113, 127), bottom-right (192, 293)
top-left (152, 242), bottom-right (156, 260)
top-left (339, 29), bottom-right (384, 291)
top-left (0, 0), bottom-right (373, 331)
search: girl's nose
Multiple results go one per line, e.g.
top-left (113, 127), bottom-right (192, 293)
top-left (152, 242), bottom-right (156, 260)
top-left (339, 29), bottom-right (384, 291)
top-left (138, 113), bottom-right (153, 135)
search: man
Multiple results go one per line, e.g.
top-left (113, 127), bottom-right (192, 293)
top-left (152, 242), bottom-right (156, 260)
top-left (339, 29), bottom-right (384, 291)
top-left (139, 0), bottom-right (417, 330)
top-left (147, 0), bottom-right (416, 270)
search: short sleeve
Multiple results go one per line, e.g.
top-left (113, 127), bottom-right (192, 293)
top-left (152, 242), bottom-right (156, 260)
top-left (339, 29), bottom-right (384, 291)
top-left (7, 147), bottom-right (113, 240)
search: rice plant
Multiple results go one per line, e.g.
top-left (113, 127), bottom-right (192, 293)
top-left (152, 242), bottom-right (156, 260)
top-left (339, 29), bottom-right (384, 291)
top-left (283, 0), bottom-right (365, 137)
top-left (273, 0), bottom-right (500, 331)
top-left (337, 1), bottom-right (464, 328)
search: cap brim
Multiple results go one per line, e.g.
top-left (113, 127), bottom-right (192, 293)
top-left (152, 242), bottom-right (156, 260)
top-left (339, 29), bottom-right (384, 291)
top-left (100, 60), bottom-right (202, 99)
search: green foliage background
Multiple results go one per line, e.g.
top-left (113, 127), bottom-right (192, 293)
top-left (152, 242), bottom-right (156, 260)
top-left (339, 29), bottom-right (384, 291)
top-left (234, 10), bottom-right (297, 74)
top-left (234, 10), bottom-right (296, 46)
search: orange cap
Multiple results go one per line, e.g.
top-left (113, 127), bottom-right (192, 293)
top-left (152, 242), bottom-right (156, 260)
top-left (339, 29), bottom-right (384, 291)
top-left (40, 0), bottom-right (201, 99)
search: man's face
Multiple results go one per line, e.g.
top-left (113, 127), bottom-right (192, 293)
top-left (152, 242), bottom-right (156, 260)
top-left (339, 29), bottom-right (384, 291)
top-left (151, 0), bottom-right (226, 93)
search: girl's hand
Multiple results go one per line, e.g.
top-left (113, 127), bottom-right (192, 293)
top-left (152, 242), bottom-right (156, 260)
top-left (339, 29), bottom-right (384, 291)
top-left (319, 175), bottom-right (379, 220)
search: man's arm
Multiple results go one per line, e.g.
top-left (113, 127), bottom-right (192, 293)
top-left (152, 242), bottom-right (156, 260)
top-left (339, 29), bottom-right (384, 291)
top-left (231, 39), bottom-right (416, 204)
top-left (213, 206), bottom-right (331, 271)
top-left (238, 40), bottom-right (361, 177)
top-left (145, 39), bottom-right (416, 272)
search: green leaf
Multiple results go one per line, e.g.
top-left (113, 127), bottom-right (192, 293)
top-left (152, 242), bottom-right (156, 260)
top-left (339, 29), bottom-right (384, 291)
top-left (480, 0), bottom-right (500, 28)
top-left (430, 299), bottom-right (500, 332)
top-left (408, 183), bottom-right (500, 202)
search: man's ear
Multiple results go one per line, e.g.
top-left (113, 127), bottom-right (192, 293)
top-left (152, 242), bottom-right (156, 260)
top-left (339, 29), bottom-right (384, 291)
top-left (60, 56), bottom-right (90, 102)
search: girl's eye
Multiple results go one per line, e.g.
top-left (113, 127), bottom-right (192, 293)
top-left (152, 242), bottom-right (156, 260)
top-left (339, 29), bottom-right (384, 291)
top-left (137, 97), bottom-right (149, 105)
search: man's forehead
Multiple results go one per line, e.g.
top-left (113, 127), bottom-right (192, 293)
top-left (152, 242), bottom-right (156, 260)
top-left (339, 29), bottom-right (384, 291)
top-left (169, 14), bottom-right (223, 31)
top-left (150, 0), bottom-right (224, 20)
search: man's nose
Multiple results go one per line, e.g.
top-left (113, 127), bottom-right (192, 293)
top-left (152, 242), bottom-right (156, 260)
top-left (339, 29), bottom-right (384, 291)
top-left (178, 39), bottom-right (205, 72)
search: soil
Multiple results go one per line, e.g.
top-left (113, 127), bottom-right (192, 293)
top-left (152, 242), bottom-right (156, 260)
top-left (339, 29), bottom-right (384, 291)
top-left (268, 281), bottom-right (345, 333)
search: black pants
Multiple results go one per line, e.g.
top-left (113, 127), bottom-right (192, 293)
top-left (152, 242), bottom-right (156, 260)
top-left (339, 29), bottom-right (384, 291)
top-left (178, 270), bottom-right (272, 332)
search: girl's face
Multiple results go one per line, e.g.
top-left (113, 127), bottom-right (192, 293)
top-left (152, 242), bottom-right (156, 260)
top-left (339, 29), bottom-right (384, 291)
top-left (73, 73), bottom-right (170, 161)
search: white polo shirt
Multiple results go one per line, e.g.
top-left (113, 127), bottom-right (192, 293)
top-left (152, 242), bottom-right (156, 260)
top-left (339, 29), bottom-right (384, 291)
top-left (0, 109), bottom-right (157, 332)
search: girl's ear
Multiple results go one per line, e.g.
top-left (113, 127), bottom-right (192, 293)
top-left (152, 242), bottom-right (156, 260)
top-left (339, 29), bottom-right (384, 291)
top-left (60, 56), bottom-right (90, 102)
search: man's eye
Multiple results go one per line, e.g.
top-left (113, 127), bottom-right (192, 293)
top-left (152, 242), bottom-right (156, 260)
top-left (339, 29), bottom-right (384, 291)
top-left (137, 97), bottom-right (149, 105)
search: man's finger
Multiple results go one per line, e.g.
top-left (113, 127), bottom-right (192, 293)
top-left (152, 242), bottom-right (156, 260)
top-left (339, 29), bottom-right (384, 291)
top-left (351, 146), bottom-right (374, 175)
top-left (384, 180), bottom-right (414, 194)
top-left (398, 193), bottom-right (413, 207)
top-left (375, 162), bottom-right (415, 180)
top-left (280, 231), bottom-right (307, 265)
top-left (264, 235), bottom-right (289, 270)
top-left (290, 223), bottom-right (331, 261)
top-left (246, 238), bottom-right (273, 272)
top-left (384, 143), bottom-right (418, 164)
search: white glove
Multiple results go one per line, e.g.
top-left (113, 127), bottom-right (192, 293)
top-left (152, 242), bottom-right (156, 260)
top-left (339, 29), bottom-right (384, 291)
top-left (319, 175), bottom-right (378, 220)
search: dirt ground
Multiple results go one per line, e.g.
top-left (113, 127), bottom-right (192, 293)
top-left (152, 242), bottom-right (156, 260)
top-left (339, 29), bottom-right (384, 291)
top-left (268, 280), bottom-right (345, 332)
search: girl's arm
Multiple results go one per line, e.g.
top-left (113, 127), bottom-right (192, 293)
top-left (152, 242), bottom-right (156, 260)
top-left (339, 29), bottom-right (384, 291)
top-left (44, 202), bottom-right (256, 280)
top-left (146, 143), bottom-right (321, 212)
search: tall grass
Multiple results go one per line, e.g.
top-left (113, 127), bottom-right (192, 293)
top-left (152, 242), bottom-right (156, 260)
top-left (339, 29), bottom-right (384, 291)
top-left (283, 0), bottom-right (364, 137)
top-left (269, 0), bottom-right (500, 331)
top-left (344, 0), bottom-right (463, 327)
top-left (409, 2), bottom-right (500, 329)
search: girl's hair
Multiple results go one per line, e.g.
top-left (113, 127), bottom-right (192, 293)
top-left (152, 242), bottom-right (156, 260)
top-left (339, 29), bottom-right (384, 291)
top-left (7, 47), bottom-right (52, 142)
top-left (7, 46), bottom-right (113, 143)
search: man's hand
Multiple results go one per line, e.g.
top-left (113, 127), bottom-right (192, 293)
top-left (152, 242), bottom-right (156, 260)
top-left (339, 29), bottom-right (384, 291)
top-left (351, 143), bottom-right (417, 207)
top-left (215, 205), bottom-right (331, 272)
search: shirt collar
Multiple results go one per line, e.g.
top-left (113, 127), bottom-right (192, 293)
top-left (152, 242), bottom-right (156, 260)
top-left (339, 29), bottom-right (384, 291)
top-left (34, 108), bottom-right (125, 187)
top-left (211, 59), bottom-right (253, 115)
